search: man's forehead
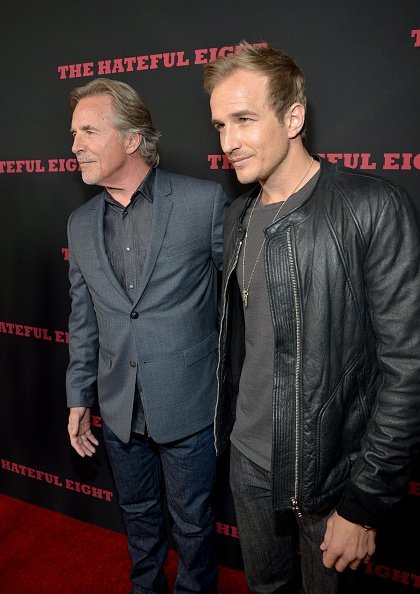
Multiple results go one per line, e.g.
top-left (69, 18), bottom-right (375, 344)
top-left (72, 94), bottom-right (114, 124)
top-left (210, 70), bottom-right (269, 113)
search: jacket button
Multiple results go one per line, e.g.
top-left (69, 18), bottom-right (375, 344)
top-left (130, 361), bottom-right (137, 368)
top-left (130, 311), bottom-right (139, 319)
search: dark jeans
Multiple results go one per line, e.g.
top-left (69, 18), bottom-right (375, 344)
top-left (230, 445), bottom-right (338, 594)
top-left (103, 423), bottom-right (217, 594)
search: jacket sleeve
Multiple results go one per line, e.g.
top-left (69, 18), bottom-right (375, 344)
top-left (211, 183), bottom-right (229, 271)
top-left (338, 185), bottom-right (420, 526)
top-left (65, 212), bottom-right (99, 409)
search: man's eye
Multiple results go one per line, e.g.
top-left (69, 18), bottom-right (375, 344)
top-left (239, 117), bottom-right (251, 123)
top-left (214, 124), bottom-right (224, 132)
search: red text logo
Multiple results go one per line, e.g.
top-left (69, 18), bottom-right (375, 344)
top-left (0, 321), bottom-right (69, 344)
top-left (0, 158), bottom-right (79, 174)
top-left (207, 152), bottom-right (420, 171)
top-left (57, 43), bottom-right (267, 80)
top-left (1, 458), bottom-right (113, 502)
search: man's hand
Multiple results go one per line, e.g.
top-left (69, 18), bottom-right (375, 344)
top-left (320, 511), bottom-right (376, 572)
top-left (68, 407), bottom-right (99, 457)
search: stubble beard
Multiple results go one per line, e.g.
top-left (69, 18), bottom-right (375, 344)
top-left (234, 168), bottom-right (260, 186)
top-left (82, 173), bottom-right (99, 186)
top-left (80, 170), bottom-right (101, 186)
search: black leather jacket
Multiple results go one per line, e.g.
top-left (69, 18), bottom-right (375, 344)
top-left (216, 158), bottom-right (420, 526)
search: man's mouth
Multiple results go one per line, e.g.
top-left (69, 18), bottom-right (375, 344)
top-left (77, 159), bottom-right (96, 165)
top-left (229, 156), bottom-right (251, 168)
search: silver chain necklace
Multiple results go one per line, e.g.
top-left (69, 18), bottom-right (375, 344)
top-left (241, 157), bottom-right (314, 308)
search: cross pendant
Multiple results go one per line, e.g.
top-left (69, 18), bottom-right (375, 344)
top-left (242, 289), bottom-right (249, 308)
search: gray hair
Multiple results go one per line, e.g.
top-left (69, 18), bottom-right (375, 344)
top-left (69, 78), bottom-right (161, 167)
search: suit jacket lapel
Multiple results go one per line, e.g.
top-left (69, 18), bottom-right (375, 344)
top-left (132, 169), bottom-right (173, 306)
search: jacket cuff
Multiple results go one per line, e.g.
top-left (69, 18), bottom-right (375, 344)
top-left (336, 482), bottom-right (390, 527)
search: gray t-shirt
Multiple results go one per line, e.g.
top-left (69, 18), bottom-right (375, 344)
top-left (231, 172), bottom-right (320, 470)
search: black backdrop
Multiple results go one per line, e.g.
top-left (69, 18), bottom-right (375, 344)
top-left (1, 2), bottom-right (419, 592)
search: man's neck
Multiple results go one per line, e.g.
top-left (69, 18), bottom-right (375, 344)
top-left (260, 147), bottom-right (319, 205)
top-left (105, 160), bottom-right (151, 207)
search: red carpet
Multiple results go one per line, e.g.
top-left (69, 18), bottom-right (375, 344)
top-left (0, 494), bottom-right (248, 593)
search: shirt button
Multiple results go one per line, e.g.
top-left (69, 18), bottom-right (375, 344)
top-left (130, 311), bottom-right (139, 319)
top-left (129, 284), bottom-right (134, 289)
top-left (126, 247), bottom-right (130, 251)
top-left (129, 361), bottom-right (137, 368)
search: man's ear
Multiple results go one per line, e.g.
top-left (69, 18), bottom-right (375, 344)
top-left (286, 103), bottom-right (305, 139)
top-left (126, 132), bottom-right (142, 154)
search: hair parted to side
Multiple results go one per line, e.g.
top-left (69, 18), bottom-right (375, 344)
top-left (204, 41), bottom-right (306, 123)
top-left (69, 78), bottom-right (161, 167)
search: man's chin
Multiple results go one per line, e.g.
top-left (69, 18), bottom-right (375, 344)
top-left (81, 174), bottom-right (100, 186)
top-left (235, 171), bottom-right (258, 185)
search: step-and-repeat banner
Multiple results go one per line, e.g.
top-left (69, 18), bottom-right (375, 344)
top-left (1, 2), bottom-right (419, 592)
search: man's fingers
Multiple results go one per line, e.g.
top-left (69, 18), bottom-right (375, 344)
top-left (67, 408), bottom-right (98, 457)
top-left (84, 430), bottom-right (99, 446)
top-left (70, 432), bottom-right (98, 457)
top-left (321, 550), bottom-right (336, 569)
top-left (333, 555), bottom-right (354, 573)
top-left (70, 438), bottom-right (87, 457)
top-left (323, 549), bottom-right (370, 572)
top-left (79, 433), bottom-right (97, 455)
top-left (340, 553), bottom-right (370, 572)
top-left (349, 559), bottom-right (361, 571)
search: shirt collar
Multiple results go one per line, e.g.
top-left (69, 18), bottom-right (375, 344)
top-left (104, 167), bottom-right (156, 208)
top-left (132, 167), bottom-right (155, 203)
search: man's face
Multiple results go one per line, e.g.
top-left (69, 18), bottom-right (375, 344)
top-left (71, 94), bottom-right (129, 187)
top-left (210, 69), bottom-right (290, 185)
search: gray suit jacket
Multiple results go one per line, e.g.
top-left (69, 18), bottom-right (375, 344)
top-left (66, 169), bottom-right (227, 443)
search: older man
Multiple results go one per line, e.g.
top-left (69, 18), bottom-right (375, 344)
top-left (66, 78), bottom-right (227, 594)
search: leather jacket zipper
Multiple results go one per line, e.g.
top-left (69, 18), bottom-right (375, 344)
top-left (287, 228), bottom-right (303, 517)
top-left (214, 236), bottom-right (244, 455)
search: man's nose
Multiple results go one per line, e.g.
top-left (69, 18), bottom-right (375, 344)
top-left (71, 134), bottom-right (83, 154)
top-left (221, 125), bottom-right (240, 156)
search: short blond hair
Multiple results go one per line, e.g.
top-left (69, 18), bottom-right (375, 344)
top-left (204, 42), bottom-right (306, 122)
